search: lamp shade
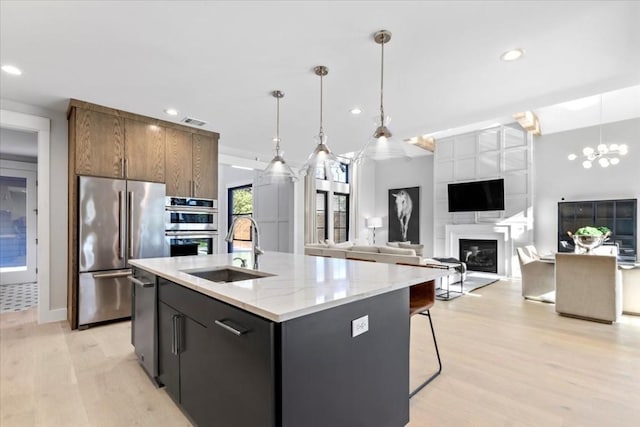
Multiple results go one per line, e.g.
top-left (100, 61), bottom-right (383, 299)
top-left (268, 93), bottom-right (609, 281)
top-left (366, 217), bottom-right (382, 228)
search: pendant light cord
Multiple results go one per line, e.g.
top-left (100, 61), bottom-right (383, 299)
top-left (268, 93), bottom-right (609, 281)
top-left (275, 95), bottom-right (281, 155)
top-left (380, 38), bottom-right (385, 125)
top-left (319, 73), bottom-right (324, 138)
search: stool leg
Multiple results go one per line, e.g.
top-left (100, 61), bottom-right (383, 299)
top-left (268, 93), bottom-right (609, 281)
top-left (410, 310), bottom-right (442, 398)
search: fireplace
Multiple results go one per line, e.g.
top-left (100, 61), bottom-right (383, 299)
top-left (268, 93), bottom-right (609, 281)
top-left (459, 239), bottom-right (498, 273)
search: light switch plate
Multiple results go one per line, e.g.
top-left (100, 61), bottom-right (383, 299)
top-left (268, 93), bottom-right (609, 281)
top-left (351, 315), bottom-right (369, 337)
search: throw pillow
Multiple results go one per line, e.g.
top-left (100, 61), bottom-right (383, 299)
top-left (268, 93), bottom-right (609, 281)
top-left (386, 242), bottom-right (400, 248)
top-left (398, 242), bottom-right (424, 257)
top-left (329, 241), bottom-right (354, 249)
top-left (306, 242), bottom-right (329, 249)
top-left (379, 246), bottom-right (417, 256)
top-left (350, 245), bottom-right (380, 253)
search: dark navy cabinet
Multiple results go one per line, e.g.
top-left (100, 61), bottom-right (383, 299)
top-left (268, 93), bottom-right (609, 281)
top-left (153, 277), bottom-right (410, 427)
top-left (558, 198), bottom-right (637, 261)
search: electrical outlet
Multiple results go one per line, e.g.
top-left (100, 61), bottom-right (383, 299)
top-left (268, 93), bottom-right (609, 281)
top-left (351, 315), bottom-right (369, 337)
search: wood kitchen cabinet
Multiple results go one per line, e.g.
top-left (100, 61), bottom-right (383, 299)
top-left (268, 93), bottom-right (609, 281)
top-left (74, 108), bottom-right (125, 178)
top-left (67, 99), bottom-right (220, 329)
top-left (72, 106), bottom-right (166, 183)
top-left (165, 131), bottom-right (218, 199)
top-left (124, 119), bottom-right (165, 182)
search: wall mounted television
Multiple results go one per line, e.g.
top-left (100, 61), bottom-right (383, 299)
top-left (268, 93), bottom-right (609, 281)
top-left (448, 178), bottom-right (505, 212)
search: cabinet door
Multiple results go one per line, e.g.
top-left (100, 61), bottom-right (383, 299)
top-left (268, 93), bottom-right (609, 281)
top-left (165, 128), bottom-right (193, 197)
top-left (191, 300), bottom-right (276, 427)
top-left (125, 119), bottom-right (166, 182)
top-left (158, 301), bottom-right (180, 402)
top-left (192, 134), bottom-right (218, 200)
top-left (75, 108), bottom-right (125, 178)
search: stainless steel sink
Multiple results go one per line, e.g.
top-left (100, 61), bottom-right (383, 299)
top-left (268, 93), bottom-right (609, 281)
top-left (182, 267), bottom-right (274, 283)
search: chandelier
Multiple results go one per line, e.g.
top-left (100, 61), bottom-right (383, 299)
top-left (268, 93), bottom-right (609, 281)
top-left (568, 95), bottom-right (629, 168)
top-left (569, 144), bottom-right (628, 169)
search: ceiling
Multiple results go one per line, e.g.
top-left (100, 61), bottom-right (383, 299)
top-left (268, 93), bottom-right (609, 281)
top-left (1, 1), bottom-right (639, 165)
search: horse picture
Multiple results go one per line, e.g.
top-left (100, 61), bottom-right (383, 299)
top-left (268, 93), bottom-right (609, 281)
top-left (388, 186), bottom-right (420, 243)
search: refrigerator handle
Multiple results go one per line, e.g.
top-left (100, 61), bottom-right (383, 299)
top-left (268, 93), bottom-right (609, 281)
top-left (128, 191), bottom-right (133, 259)
top-left (118, 191), bottom-right (125, 259)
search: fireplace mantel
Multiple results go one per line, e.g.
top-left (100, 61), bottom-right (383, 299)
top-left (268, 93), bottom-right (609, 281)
top-left (445, 223), bottom-right (515, 277)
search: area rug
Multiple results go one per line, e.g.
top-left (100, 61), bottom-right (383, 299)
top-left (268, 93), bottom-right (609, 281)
top-left (436, 272), bottom-right (500, 301)
top-left (0, 282), bottom-right (38, 313)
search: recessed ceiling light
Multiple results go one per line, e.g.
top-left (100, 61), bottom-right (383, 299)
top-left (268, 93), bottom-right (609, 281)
top-left (164, 108), bottom-right (179, 116)
top-left (500, 48), bottom-right (525, 62)
top-left (350, 107), bottom-right (362, 115)
top-left (1, 65), bottom-right (22, 75)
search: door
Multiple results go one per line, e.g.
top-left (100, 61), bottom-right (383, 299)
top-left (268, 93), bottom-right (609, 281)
top-left (126, 180), bottom-right (168, 262)
top-left (0, 165), bottom-right (37, 285)
top-left (78, 176), bottom-right (127, 272)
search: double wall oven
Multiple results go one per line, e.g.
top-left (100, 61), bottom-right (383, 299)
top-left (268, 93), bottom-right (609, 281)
top-left (165, 197), bottom-right (218, 256)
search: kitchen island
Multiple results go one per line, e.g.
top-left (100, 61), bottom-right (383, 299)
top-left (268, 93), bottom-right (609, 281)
top-left (129, 252), bottom-right (449, 427)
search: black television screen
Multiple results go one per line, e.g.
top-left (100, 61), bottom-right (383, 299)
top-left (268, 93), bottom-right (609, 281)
top-left (448, 178), bottom-right (505, 212)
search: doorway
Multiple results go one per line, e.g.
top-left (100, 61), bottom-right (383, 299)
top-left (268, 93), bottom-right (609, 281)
top-left (227, 185), bottom-right (253, 253)
top-left (0, 127), bottom-right (38, 313)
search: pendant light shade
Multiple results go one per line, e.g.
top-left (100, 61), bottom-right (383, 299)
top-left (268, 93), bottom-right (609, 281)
top-left (259, 90), bottom-right (298, 183)
top-left (356, 30), bottom-right (408, 163)
top-left (301, 65), bottom-right (339, 178)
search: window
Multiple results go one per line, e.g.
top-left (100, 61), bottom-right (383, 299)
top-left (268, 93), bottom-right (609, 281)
top-left (314, 161), bottom-right (349, 183)
top-left (332, 193), bottom-right (349, 243)
top-left (228, 185), bottom-right (253, 252)
top-left (316, 191), bottom-right (328, 242)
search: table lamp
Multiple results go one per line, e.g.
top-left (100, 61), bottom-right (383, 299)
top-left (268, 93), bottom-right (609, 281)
top-left (366, 217), bottom-right (382, 244)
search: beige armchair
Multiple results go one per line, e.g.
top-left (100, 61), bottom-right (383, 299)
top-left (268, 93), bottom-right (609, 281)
top-left (555, 253), bottom-right (622, 323)
top-left (517, 247), bottom-right (555, 301)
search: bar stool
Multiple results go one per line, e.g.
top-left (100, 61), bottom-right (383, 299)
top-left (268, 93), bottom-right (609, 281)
top-left (397, 263), bottom-right (442, 397)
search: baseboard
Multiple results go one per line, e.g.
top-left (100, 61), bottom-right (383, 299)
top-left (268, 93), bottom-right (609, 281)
top-left (39, 307), bottom-right (67, 324)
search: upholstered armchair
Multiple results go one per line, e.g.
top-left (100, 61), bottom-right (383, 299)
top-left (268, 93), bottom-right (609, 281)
top-left (517, 247), bottom-right (555, 301)
top-left (555, 253), bottom-right (622, 323)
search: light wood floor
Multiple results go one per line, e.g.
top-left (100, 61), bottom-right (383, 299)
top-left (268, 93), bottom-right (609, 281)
top-left (2, 279), bottom-right (639, 427)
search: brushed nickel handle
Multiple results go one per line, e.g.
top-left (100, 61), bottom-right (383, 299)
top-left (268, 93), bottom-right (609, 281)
top-left (130, 277), bottom-right (154, 288)
top-left (128, 191), bottom-right (133, 258)
top-left (93, 270), bottom-right (132, 279)
top-left (171, 315), bottom-right (178, 355)
top-left (118, 191), bottom-right (125, 259)
top-left (215, 319), bottom-right (247, 336)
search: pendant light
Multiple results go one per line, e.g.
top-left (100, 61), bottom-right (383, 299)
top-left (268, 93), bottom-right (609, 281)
top-left (301, 65), bottom-right (339, 179)
top-left (356, 30), bottom-right (407, 163)
top-left (259, 90), bottom-right (298, 183)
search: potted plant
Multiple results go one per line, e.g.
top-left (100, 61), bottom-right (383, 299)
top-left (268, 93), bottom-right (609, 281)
top-left (568, 226), bottom-right (612, 253)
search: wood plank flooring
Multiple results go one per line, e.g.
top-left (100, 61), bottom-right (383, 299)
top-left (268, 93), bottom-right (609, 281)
top-left (1, 279), bottom-right (639, 427)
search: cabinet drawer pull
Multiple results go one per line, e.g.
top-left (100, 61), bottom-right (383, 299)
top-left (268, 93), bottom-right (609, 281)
top-left (215, 319), bottom-right (247, 336)
top-left (130, 277), bottom-right (154, 288)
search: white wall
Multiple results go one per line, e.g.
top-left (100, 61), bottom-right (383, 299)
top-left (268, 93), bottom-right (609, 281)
top-left (0, 98), bottom-right (68, 312)
top-left (534, 118), bottom-right (640, 254)
top-left (358, 155), bottom-right (434, 254)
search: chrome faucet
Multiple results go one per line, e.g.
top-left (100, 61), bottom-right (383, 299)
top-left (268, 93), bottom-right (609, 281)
top-left (225, 216), bottom-right (263, 269)
top-left (233, 257), bottom-right (247, 268)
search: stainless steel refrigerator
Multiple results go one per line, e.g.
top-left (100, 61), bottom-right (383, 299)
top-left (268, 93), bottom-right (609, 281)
top-left (78, 176), bottom-right (167, 327)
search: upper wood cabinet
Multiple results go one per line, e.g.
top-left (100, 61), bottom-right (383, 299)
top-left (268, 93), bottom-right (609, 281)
top-left (165, 131), bottom-right (218, 199)
top-left (165, 128), bottom-right (193, 197)
top-left (124, 119), bottom-right (165, 182)
top-left (74, 108), bottom-right (125, 178)
top-left (192, 133), bottom-right (218, 200)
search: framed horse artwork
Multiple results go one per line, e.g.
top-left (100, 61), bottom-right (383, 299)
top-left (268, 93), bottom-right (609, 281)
top-left (388, 186), bottom-right (420, 243)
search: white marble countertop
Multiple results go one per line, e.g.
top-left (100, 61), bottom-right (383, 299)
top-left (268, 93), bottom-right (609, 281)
top-left (129, 252), bottom-right (450, 322)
